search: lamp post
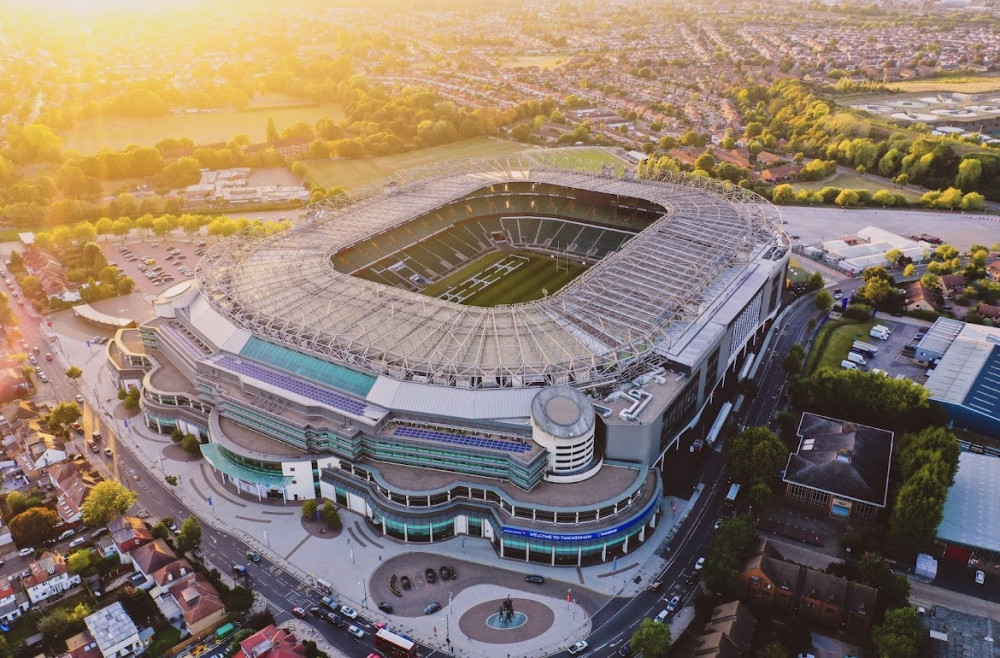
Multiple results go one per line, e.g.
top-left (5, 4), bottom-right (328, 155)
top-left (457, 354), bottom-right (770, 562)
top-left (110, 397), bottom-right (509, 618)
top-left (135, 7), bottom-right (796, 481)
top-left (359, 578), bottom-right (368, 609)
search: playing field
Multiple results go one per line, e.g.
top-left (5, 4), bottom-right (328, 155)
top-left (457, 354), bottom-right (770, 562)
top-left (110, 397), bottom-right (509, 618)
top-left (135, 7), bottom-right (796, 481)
top-left (420, 250), bottom-right (588, 307)
top-left (888, 75), bottom-right (1000, 94)
top-left (61, 98), bottom-right (346, 154)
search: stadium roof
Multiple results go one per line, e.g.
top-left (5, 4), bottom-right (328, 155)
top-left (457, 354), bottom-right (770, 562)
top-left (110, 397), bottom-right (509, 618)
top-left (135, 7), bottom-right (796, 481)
top-left (198, 155), bottom-right (780, 388)
top-left (937, 452), bottom-right (1000, 554)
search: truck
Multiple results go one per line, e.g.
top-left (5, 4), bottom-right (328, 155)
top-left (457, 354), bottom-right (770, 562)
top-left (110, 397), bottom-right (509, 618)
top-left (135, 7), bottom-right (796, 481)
top-left (725, 483), bottom-right (741, 506)
top-left (852, 341), bottom-right (878, 357)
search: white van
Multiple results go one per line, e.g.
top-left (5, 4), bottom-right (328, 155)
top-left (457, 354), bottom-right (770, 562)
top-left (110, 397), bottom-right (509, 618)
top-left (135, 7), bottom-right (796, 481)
top-left (870, 328), bottom-right (888, 340)
top-left (846, 352), bottom-right (866, 366)
top-left (840, 360), bottom-right (859, 370)
top-left (655, 609), bottom-right (669, 623)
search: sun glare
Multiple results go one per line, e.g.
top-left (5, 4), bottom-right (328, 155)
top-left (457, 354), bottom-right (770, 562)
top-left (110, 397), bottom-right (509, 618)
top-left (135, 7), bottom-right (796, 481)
top-left (24, 0), bottom-right (199, 15)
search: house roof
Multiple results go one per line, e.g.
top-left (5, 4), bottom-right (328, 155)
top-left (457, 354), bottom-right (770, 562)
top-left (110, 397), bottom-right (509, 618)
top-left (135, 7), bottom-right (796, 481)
top-left (239, 624), bottom-right (306, 658)
top-left (783, 412), bottom-right (894, 507)
top-left (168, 573), bottom-right (224, 626)
top-left (23, 551), bottom-right (68, 588)
top-left (130, 539), bottom-right (177, 575)
top-left (152, 558), bottom-right (195, 587)
top-left (109, 515), bottom-right (153, 549)
top-left (694, 600), bottom-right (756, 657)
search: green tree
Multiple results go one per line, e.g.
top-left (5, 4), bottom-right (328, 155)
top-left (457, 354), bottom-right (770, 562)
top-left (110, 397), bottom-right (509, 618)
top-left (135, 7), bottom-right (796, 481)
top-left (226, 586), bottom-right (255, 614)
top-left (124, 387), bottom-right (141, 412)
top-left (81, 481), bottom-right (139, 526)
top-left (872, 607), bottom-right (925, 658)
top-left (176, 516), bottom-right (203, 553)
top-left (631, 618), bottom-right (672, 657)
top-left (886, 469), bottom-right (946, 558)
top-left (5, 491), bottom-right (29, 515)
top-left (771, 184), bottom-right (794, 204)
top-left (859, 277), bottom-right (894, 307)
top-left (67, 549), bottom-right (94, 573)
top-left (321, 500), bottom-right (342, 531)
top-left (885, 248), bottom-right (903, 267)
top-left (65, 366), bottom-right (82, 382)
top-left (807, 271), bottom-right (824, 291)
top-left (903, 264), bottom-right (915, 277)
top-left (301, 499), bottom-right (319, 521)
top-left (49, 401), bottom-right (82, 431)
top-left (9, 507), bottom-right (60, 548)
top-left (725, 427), bottom-right (788, 487)
top-left (814, 290), bottom-right (833, 313)
top-left (781, 344), bottom-right (806, 375)
top-left (835, 189), bottom-right (860, 207)
top-left (756, 642), bottom-right (789, 658)
top-left (954, 157), bottom-right (982, 191)
top-left (702, 515), bottom-right (757, 596)
top-left (182, 433), bottom-right (202, 456)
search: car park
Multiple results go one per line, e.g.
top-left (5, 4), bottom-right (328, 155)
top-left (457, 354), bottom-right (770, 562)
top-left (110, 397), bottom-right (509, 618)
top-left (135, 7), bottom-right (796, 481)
top-left (378, 601), bottom-right (394, 614)
top-left (569, 640), bottom-right (589, 655)
top-left (348, 625), bottom-right (364, 639)
top-left (424, 602), bottom-right (441, 615)
top-left (340, 605), bottom-right (358, 619)
top-left (525, 574), bottom-right (545, 584)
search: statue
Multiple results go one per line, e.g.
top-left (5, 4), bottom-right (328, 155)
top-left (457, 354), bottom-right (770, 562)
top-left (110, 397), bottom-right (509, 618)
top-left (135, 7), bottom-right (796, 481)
top-left (497, 595), bottom-right (515, 625)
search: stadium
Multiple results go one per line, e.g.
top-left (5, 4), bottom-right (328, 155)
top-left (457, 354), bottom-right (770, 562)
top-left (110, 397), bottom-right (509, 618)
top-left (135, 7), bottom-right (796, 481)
top-left (108, 153), bottom-right (789, 566)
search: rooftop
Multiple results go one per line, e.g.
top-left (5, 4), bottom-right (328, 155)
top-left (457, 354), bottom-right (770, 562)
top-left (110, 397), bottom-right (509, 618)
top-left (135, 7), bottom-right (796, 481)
top-left (937, 452), bottom-right (1000, 554)
top-left (84, 602), bottom-right (138, 654)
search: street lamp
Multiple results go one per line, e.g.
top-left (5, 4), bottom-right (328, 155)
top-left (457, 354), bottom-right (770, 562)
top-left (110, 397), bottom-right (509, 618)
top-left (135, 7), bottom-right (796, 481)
top-left (359, 579), bottom-right (368, 609)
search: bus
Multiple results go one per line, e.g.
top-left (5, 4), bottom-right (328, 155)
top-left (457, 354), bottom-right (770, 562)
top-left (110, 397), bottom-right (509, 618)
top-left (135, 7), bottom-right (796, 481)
top-left (374, 628), bottom-right (418, 658)
top-left (705, 402), bottom-right (733, 447)
top-left (725, 483), bottom-right (741, 506)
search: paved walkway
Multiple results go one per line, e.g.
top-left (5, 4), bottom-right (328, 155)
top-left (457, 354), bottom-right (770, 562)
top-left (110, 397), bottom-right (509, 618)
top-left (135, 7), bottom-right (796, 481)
top-left (56, 327), bottom-right (696, 658)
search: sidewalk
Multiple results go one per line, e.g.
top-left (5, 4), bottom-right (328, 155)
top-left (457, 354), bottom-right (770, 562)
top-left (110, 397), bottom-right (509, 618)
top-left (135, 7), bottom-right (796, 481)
top-left (68, 333), bottom-right (699, 658)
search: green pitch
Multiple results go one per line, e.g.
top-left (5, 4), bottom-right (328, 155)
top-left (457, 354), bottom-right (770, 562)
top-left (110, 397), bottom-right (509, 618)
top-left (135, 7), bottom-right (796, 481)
top-left (422, 251), bottom-right (588, 307)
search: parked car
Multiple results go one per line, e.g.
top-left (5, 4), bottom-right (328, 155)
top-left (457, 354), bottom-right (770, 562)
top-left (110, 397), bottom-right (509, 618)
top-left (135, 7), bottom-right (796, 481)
top-left (525, 574), bottom-right (545, 584)
top-left (246, 551), bottom-right (262, 564)
top-left (440, 565), bottom-right (452, 580)
top-left (57, 529), bottom-right (76, 541)
top-left (694, 557), bottom-right (705, 571)
top-left (75, 395), bottom-right (84, 405)
top-left (325, 613), bottom-right (344, 627)
top-left (424, 602), bottom-right (441, 615)
top-left (378, 602), bottom-right (394, 614)
top-left (667, 595), bottom-right (681, 612)
top-left (18, 548), bottom-right (33, 557)
top-left (618, 640), bottom-right (632, 656)
top-left (400, 575), bottom-right (411, 590)
top-left (975, 570), bottom-right (985, 585)
top-left (68, 537), bottom-right (86, 548)
top-left (425, 567), bottom-right (436, 583)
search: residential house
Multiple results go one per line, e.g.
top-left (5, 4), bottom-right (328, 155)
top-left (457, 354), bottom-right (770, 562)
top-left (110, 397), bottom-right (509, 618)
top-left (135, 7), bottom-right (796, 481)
top-left (938, 274), bottom-right (966, 300)
top-left (905, 280), bottom-right (938, 312)
top-left (782, 413), bottom-right (893, 521)
top-left (741, 539), bottom-right (876, 638)
top-left (169, 574), bottom-right (226, 636)
top-left (692, 600), bottom-right (756, 657)
top-left (23, 551), bottom-right (80, 604)
top-left (760, 163), bottom-right (802, 183)
top-left (49, 461), bottom-right (94, 524)
top-left (987, 261), bottom-right (1000, 283)
top-left (108, 515), bottom-right (153, 559)
top-left (130, 539), bottom-right (177, 588)
top-left (82, 601), bottom-right (153, 658)
top-left (238, 624), bottom-right (306, 658)
top-left (0, 581), bottom-right (30, 624)
top-left (976, 303), bottom-right (1000, 322)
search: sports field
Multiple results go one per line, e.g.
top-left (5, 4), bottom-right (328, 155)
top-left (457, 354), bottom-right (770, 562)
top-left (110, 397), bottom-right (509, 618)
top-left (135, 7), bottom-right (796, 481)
top-left (61, 98), bottom-right (345, 154)
top-left (888, 74), bottom-right (1000, 94)
top-left (421, 250), bottom-right (588, 307)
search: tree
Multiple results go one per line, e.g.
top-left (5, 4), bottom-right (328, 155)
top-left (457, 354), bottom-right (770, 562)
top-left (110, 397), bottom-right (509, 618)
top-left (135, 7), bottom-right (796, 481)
top-left (631, 618), bottom-right (672, 657)
top-left (248, 608), bottom-right (276, 631)
top-left (65, 366), bottom-right (82, 382)
top-left (903, 263), bottom-right (915, 277)
top-left (872, 607), bottom-right (925, 658)
top-left (226, 586), bottom-right (255, 614)
top-left (771, 184), bottom-right (794, 204)
top-left (182, 433), bottom-right (202, 456)
top-left (81, 481), bottom-right (139, 526)
top-left (67, 548), bottom-right (94, 573)
top-left (726, 427), bottom-right (787, 487)
top-left (702, 515), bottom-right (757, 596)
top-left (321, 500), bottom-right (342, 530)
top-left (301, 499), bottom-right (319, 521)
top-left (756, 642), bottom-right (789, 658)
top-left (835, 189), bottom-right (859, 207)
top-left (806, 271), bottom-right (825, 292)
top-left (124, 387), bottom-right (141, 412)
top-left (176, 516), bottom-right (203, 553)
top-left (814, 290), bottom-right (833, 313)
top-left (886, 470), bottom-right (946, 558)
top-left (885, 248), bottom-right (903, 267)
top-left (859, 277), bottom-right (894, 307)
top-left (9, 507), bottom-right (59, 547)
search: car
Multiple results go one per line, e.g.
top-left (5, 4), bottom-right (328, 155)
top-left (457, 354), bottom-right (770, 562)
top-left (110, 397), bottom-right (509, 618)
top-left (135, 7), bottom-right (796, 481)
top-left (308, 606), bottom-right (322, 618)
top-left (58, 529), bottom-right (76, 541)
top-left (246, 551), bottom-right (262, 564)
top-left (347, 625), bottom-right (365, 639)
top-left (137, 509), bottom-right (150, 518)
top-left (45, 353), bottom-right (52, 361)
top-left (647, 580), bottom-right (663, 592)
top-left (104, 447), bottom-right (113, 457)
top-left (378, 601), bottom-right (394, 614)
top-left (167, 520), bottom-right (178, 533)
top-left (618, 640), bottom-right (632, 656)
top-left (17, 547), bottom-right (34, 557)
top-left (325, 612), bottom-right (344, 627)
top-left (425, 567), bottom-right (436, 583)
top-left (76, 394), bottom-right (84, 404)
top-left (320, 596), bottom-right (337, 611)
top-left (292, 607), bottom-right (307, 619)
top-left (667, 595), bottom-right (681, 612)
top-left (440, 565), bottom-right (451, 580)
top-left (694, 557), bottom-right (705, 571)
top-left (714, 518), bottom-right (724, 530)
top-left (339, 605), bottom-right (358, 619)
top-left (400, 575), bottom-right (411, 590)
top-left (28, 355), bottom-right (37, 365)
top-left (525, 574), bottom-right (545, 584)
top-left (975, 570), bottom-right (985, 585)
top-left (38, 372), bottom-right (49, 383)
top-left (569, 640), bottom-right (589, 655)
top-left (68, 537), bottom-right (87, 548)
top-left (91, 528), bottom-right (109, 540)
top-left (424, 602), bottom-right (441, 615)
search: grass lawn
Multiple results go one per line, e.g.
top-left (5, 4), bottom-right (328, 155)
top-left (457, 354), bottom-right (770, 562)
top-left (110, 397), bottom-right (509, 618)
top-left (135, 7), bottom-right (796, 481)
top-left (793, 172), bottom-right (923, 203)
top-left (420, 250), bottom-right (588, 306)
top-left (888, 75), bottom-right (1000, 94)
top-left (62, 101), bottom-right (346, 154)
top-left (786, 259), bottom-right (812, 285)
top-left (301, 137), bottom-right (527, 190)
top-left (806, 318), bottom-right (878, 375)
top-left (527, 147), bottom-right (630, 174)
top-left (146, 626), bottom-right (183, 657)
